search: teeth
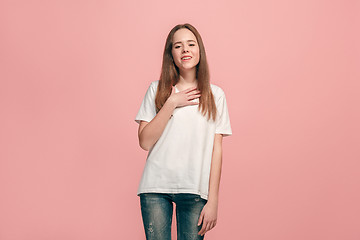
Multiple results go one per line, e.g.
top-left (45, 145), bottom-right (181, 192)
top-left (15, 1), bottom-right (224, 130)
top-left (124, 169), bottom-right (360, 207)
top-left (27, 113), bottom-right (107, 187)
top-left (182, 57), bottom-right (191, 60)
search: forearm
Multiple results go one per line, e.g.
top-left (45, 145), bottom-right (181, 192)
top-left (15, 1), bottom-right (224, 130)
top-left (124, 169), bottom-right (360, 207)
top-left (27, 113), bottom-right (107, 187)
top-left (139, 99), bottom-right (176, 150)
top-left (207, 136), bottom-right (223, 204)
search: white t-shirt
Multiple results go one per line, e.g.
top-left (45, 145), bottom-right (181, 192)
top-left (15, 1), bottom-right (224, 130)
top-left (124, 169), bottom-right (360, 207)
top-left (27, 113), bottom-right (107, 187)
top-left (135, 80), bottom-right (232, 200)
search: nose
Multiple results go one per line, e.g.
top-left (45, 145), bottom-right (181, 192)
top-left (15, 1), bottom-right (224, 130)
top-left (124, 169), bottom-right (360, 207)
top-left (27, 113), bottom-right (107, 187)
top-left (182, 45), bottom-right (189, 53)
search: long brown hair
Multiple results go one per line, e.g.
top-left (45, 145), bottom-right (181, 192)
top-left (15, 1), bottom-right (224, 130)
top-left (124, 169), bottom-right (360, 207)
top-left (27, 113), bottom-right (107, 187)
top-left (155, 23), bottom-right (217, 121)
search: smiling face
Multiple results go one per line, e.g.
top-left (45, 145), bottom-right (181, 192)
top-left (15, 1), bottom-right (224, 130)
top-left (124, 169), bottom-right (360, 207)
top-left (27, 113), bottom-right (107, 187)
top-left (171, 28), bottom-right (200, 73)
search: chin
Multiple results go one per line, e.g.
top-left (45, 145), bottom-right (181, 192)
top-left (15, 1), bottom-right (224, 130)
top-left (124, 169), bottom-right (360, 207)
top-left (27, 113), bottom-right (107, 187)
top-left (182, 64), bottom-right (197, 69)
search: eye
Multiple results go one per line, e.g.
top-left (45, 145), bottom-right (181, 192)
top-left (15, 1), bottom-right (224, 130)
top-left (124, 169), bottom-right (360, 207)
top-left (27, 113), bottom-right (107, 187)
top-left (189, 44), bottom-right (195, 46)
top-left (174, 46), bottom-right (180, 49)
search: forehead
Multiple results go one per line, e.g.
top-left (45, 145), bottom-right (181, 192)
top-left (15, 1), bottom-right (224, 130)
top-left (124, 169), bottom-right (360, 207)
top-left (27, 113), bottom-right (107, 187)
top-left (172, 28), bottom-right (197, 44)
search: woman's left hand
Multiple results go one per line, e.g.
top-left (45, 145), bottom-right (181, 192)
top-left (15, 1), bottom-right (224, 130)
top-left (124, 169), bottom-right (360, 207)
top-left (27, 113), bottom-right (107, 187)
top-left (197, 201), bottom-right (218, 236)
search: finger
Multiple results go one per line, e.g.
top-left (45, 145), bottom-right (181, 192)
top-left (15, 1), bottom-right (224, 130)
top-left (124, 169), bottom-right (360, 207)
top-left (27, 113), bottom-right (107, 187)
top-left (203, 222), bottom-right (212, 235)
top-left (188, 94), bottom-right (201, 100)
top-left (189, 101), bottom-right (199, 105)
top-left (184, 91), bottom-right (200, 99)
top-left (198, 221), bottom-right (208, 236)
top-left (208, 222), bottom-right (214, 231)
top-left (187, 90), bottom-right (201, 95)
top-left (184, 86), bottom-right (198, 93)
top-left (187, 88), bottom-right (200, 94)
top-left (197, 212), bottom-right (204, 226)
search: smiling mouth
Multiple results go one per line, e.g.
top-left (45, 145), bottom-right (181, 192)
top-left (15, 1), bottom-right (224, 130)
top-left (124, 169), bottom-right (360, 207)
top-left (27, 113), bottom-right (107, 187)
top-left (181, 57), bottom-right (192, 61)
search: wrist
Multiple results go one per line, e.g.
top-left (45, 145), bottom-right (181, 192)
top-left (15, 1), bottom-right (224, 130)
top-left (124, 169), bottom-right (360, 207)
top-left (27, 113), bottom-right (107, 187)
top-left (165, 97), bottom-right (177, 109)
top-left (206, 196), bottom-right (218, 205)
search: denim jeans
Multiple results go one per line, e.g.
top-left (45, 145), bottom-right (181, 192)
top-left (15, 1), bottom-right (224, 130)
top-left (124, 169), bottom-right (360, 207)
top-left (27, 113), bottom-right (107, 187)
top-left (140, 193), bottom-right (208, 240)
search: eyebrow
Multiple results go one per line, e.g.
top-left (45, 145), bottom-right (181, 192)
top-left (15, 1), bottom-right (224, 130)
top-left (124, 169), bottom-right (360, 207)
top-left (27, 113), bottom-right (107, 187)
top-left (173, 40), bottom-right (196, 45)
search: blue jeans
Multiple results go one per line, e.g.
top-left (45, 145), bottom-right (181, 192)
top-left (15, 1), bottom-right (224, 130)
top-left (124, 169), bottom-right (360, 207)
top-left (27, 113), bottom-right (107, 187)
top-left (140, 193), bottom-right (208, 240)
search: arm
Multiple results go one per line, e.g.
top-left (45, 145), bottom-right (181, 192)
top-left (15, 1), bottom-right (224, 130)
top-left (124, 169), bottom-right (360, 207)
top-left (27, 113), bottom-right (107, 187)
top-left (138, 99), bottom-right (176, 151)
top-left (198, 133), bottom-right (223, 236)
top-left (138, 86), bottom-right (201, 151)
top-left (207, 133), bottom-right (223, 204)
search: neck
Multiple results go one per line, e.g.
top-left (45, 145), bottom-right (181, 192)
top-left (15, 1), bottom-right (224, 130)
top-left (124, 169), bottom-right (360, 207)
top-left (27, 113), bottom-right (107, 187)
top-left (178, 68), bottom-right (197, 86)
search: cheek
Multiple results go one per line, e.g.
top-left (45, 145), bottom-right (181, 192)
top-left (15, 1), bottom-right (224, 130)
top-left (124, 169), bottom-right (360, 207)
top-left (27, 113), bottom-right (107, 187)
top-left (171, 51), bottom-right (181, 66)
top-left (172, 50), bottom-right (180, 61)
top-left (194, 49), bottom-right (200, 62)
top-left (194, 48), bottom-right (200, 58)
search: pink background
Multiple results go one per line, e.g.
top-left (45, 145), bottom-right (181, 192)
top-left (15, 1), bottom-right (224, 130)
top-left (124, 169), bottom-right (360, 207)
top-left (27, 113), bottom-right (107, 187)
top-left (1, 0), bottom-right (359, 239)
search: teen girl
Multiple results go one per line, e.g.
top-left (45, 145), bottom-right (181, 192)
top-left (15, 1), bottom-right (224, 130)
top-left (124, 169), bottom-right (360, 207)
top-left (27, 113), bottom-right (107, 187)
top-left (135, 23), bottom-right (232, 240)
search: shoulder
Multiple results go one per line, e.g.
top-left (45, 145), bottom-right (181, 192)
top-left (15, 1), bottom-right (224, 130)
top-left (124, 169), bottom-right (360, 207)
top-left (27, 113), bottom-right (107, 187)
top-left (145, 80), bottom-right (159, 94)
top-left (150, 80), bottom-right (159, 88)
top-left (142, 80), bottom-right (159, 100)
top-left (210, 83), bottom-right (226, 101)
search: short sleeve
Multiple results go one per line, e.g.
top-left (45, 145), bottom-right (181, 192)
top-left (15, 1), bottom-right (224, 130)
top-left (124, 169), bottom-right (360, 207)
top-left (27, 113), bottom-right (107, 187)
top-left (135, 82), bottom-right (157, 124)
top-left (215, 91), bottom-right (232, 137)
